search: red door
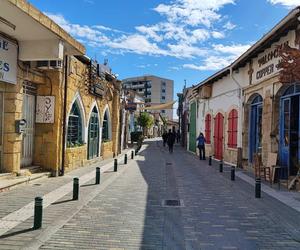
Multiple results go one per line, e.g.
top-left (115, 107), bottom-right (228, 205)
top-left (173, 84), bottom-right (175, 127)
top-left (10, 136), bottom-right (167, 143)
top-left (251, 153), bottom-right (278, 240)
top-left (214, 113), bottom-right (224, 160)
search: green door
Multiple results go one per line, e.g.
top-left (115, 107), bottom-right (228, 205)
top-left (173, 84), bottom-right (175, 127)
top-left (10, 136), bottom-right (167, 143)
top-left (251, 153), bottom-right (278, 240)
top-left (88, 107), bottom-right (99, 160)
top-left (189, 102), bottom-right (197, 153)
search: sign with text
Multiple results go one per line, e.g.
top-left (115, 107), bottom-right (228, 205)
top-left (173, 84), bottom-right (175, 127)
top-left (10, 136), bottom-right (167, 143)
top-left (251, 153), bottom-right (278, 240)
top-left (252, 31), bottom-right (295, 84)
top-left (0, 35), bottom-right (17, 84)
top-left (36, 96), bottom-right (55, 123)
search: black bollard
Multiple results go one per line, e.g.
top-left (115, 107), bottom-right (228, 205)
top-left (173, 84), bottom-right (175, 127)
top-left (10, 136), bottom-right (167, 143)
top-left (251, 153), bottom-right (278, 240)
top-left (33, 197), bottom-right (43, 230)
top-left (131, 150), bottom-right (134, 159)
top-left (231, 166), bottom-right (235, 181)
top-left (114, 159), bottom-right (118, 172)
top-left (219, 160), bottom-right (223, 173)
top-left (255, 178), bottom-right (261, 198)
top-left (95, 167), bottom-right (100, 184)
top-left (124, 154), bottom-right (128, 164)
top-left (73, 177), bottom-right (79, 200)
top-left (209, 156), bottom-right (212, 166)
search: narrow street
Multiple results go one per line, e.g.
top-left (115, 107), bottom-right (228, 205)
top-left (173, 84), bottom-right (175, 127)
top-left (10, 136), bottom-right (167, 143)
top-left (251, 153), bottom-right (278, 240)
top-left (0, 139), bottom-right (300, 250)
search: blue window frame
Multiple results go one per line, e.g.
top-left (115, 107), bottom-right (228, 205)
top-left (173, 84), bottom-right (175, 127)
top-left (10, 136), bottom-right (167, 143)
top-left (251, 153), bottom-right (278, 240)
top-left (249, 95), bottom-right (263, 163)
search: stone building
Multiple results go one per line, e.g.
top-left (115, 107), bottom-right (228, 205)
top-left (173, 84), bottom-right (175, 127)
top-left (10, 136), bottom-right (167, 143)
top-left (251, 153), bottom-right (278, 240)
top-left (188, 7), bottom-right (300, 183)
top-left (0, 0), bottom-right (121, 176)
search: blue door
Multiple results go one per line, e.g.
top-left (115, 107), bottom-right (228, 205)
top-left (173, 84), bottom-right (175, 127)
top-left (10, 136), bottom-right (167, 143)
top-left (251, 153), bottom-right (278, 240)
top-left (249, 95), bottom-right (263, 163)
top-left (279, 84), bottom-right (300, 178)
top-left (279, 98), bottom-right (290, 171)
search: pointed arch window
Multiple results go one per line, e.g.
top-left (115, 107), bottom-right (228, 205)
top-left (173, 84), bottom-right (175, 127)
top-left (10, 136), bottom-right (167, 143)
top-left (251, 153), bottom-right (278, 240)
top-left (67, 101), bottom-right (83, 147)
top-left (102, 110), bottom-right (110, 141)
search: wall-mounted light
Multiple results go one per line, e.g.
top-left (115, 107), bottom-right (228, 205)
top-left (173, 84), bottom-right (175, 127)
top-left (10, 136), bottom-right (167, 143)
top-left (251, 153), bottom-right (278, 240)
top-left (0, 16), bottom-right (16, 30)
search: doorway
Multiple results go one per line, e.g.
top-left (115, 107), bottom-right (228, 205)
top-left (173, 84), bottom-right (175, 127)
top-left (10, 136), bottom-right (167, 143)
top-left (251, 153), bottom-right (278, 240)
top-left (189, 102), bottom-right (196, 153)
top-left (21, 83), bottom-right (36, 167)
top-left (88, 107), bottom-right (100, 160)
top-left (249, 95), bottom-right (263, 163)
top-left (280, 84), bottom-right (300, 177)
top-left (214, 112), bottom-right (224, 160)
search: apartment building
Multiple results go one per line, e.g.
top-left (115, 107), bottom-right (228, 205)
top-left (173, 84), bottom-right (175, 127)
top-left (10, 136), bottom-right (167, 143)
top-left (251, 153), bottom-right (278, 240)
top-left (122, 75), bottom-right (174, 120)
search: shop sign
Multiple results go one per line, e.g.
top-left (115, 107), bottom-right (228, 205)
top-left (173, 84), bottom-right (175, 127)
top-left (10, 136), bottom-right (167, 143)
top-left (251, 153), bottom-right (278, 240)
top-left (254, 41), bottom-right (289, 81)
top-left (36, 96), bottom-right (55, 123)
top-left (0, 35), bottom-right (17, 84)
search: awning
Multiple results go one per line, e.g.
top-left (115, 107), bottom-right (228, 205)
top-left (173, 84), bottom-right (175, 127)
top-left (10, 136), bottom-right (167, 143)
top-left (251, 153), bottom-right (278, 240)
top-left (145, 101), bottom-right (176, 110)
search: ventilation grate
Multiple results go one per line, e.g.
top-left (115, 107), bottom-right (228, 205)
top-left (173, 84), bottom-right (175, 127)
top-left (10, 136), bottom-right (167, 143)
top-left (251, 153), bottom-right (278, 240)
top-left (162, 199), bottom-right (184, 207)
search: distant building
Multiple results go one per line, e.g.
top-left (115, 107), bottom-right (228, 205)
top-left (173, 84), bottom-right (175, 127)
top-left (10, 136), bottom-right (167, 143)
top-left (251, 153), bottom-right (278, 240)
top-left (122, 75), bottom-right (174, 120)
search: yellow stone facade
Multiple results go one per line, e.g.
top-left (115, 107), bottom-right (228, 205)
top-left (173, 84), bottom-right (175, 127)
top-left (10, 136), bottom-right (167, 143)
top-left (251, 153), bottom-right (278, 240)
top-left (0, 56), bottom-right (121, 175)
top-left (0, 0), bottom-right (121, 175)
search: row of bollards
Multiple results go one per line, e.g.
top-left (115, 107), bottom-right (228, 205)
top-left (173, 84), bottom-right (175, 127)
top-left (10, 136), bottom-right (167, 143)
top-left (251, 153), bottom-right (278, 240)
top-left (209, 156), bottom-right (261, 199)
top-left (33, 150), bottom-right (136, 230)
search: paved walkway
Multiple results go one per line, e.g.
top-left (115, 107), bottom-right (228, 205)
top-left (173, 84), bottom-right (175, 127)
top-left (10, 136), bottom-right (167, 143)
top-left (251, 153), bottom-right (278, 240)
top-left (0, 140), bottom-right (300, 249)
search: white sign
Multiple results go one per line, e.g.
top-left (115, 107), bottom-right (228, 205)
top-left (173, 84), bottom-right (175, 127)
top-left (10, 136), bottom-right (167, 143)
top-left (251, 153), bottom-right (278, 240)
top-left (0, 35), bottom-right (17, 84)
top-left (36, 96), bottom-right (55, 123)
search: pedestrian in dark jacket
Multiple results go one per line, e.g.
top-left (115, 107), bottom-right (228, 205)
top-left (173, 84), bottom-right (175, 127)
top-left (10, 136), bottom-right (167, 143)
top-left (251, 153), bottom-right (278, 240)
top-left (167, 129), bottom-right (176, 153)
top-left (162, 131), bottom-right (168, 147)
top-left (196, 132), bottom-right (206, 160)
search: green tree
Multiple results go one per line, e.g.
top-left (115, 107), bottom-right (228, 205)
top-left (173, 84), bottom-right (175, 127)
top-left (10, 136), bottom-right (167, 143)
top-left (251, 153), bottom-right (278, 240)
top-left (138, 112), bottom-right (154, 135)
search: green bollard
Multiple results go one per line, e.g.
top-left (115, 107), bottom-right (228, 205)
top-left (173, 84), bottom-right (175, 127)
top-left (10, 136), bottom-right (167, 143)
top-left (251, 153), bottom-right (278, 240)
top-left (124, 154), bottom-right (128, 164)
top-left (114, 159), bottom-right (118, 172)
top-left (96, 167), bottom-right (100, 184)
top-left (33, 197), bottom-right (43, 230)
top-left (73, 177), bottom-right (79, 200)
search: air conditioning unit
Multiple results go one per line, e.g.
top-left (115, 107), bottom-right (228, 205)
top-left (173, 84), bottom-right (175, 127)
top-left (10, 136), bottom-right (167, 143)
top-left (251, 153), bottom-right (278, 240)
top-left (36, 60), bottom-right (63, 70)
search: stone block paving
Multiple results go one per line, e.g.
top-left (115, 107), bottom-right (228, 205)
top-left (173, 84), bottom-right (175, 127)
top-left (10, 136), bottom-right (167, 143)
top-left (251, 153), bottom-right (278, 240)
top-left (1, 141), bottom-right (300, 249)
top-left (39, 140), bottom-right (300, 250)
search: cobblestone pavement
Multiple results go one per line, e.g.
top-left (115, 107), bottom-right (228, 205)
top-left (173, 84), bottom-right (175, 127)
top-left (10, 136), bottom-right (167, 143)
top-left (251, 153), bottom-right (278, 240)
top-left (1, 140), bottom-right (300, 249)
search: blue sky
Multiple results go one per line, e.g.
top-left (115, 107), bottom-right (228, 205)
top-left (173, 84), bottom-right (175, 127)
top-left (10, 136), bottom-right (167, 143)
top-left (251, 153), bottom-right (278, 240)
top-left (30, 0), bottom-right (297, 98)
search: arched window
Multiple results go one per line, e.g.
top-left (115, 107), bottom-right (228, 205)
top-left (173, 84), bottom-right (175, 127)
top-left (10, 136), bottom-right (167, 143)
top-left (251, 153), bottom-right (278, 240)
top-left (228, 109), bottom-right (238, 148)
top-left (205, 114), bottom-right (211, 144)
top-left (67, 101), bottom-right (83, 147)
top-left (102, 109), bottom-right (111, 141)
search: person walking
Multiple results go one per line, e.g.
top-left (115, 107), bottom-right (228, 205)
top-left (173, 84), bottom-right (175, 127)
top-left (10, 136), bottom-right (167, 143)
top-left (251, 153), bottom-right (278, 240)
top-left (196, 132), bottom-right (206, 160)
top-left (162, 131), bottom-right (168, 147)
top-left (167, 129), bottom-right (176, 153)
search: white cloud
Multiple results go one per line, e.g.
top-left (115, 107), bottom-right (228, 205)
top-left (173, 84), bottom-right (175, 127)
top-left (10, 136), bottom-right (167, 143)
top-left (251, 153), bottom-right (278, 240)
top-left (44, 10), bottom-right (250, 71)
top-left (154, 0), bottom-right (235, 27)
top-left (213, 43), bottom-right (251, 56)
top-left (183, 55), bottom-right (235, 71)
top-left (107, 35), bottom-right (169, 56)
top-left (267, 0), bottom-right (300, 8)
top-left (223, 21), bottom-right (236, 30)
top-left (167, 43), bottom-right (208, 58)
top-left (211, 31), bottom-right (225, 39)
top-left (135, 25), bottom-right (163, 42)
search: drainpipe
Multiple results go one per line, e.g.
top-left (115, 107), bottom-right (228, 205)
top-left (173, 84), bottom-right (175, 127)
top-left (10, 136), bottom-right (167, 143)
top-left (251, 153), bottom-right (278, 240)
top-left (230, 68), bottom-right (244, 166)
top-left (60, 55), bottom-right (68, 176)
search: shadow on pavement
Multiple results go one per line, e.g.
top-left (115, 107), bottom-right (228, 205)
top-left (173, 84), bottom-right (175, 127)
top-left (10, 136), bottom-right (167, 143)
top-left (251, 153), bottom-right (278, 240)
top-left (135, 139), bottom-right (186, 249)
top-left (0, 228), bottom-right (33, 239)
